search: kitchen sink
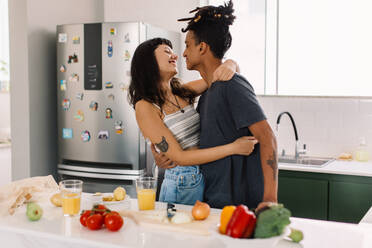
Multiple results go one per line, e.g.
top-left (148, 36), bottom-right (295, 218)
top-left (278, 156), bottom-right (334, 167)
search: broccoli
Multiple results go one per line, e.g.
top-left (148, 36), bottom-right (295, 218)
top-left (253, 203), bottom-right (291, 238)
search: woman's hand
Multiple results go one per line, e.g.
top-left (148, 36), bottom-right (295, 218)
top-left (212, 59), bottom-right (240, 82)
top-left (232, 136), bottom-right (258, 156)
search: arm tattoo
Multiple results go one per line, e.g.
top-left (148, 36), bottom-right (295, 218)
top-left (266, 149), bottom-right (278, 181)
top-left (155, 136), bottom-right (169, 153)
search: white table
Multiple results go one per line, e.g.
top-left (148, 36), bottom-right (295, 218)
top-left (0, 194), bottom-right (371, 248)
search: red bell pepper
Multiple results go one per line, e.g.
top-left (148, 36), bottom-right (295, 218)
top-left (225, 205), bottom-right (256, 238)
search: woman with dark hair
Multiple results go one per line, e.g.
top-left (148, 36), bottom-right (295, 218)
top-left (128, 38), bottom-right (257, 205)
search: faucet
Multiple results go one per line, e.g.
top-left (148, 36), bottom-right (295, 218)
top-left (276, 111), bottom-right (306, 159)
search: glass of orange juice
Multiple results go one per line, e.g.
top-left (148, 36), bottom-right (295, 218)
top-left (136, 177), bottom-right (157, 210)
top-left (59, 179), bottom-right (83, 216)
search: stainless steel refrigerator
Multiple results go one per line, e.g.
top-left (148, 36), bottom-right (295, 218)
top-left (56, 22), bottom-right (180, 196)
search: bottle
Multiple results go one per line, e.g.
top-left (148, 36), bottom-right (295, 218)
top-left (355, 137), bottom-right (370, 162)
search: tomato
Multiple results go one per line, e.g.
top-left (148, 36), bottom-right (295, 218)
top-left (80, 210), bottom-right (92, 227)
top-left (104, 213), bottom-right (124, 232)
top-left (92, 204), bottom-right (108, 215)
top-left (86, 213), bottom-right (104, 230)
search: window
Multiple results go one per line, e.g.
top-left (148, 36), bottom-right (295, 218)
top-left (206, 0), bottom-right (266, 94)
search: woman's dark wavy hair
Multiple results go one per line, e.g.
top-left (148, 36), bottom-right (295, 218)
top-left (128, 38), bottom-right (196, 109)
top-left (178, 0), bottom-right (235, 59)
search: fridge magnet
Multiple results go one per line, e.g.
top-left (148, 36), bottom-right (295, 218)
top-left (89, 101), bottom-right (98, 111)
top-left (59, 65), bottom-right (66, 72)
top-left (114, 120), bottom-right (123, 134)
top-left (105, 81), bottom-right (113, 89)
top-left (58, 33), bottom-right (67, 43)
top-left (105, 108), bottom-right (113, 119)
top-left (74, 110), bottom-right (84, 122)
top-left (108, 40), bottom-right (113, 57)
top-left (68, 53), bottom-right (78, 64)
top-left (60, 80), bottom-right (67, 91)
top-left (110, 28), bottom-right (116, 36)
top-left (98, 130), bottom-right (109, 140)
top-left (124, 50), bottom-right (131, 61)
top-left (124, 33), bottom-right (130, 43)
top-left (62, 128), bottom-right (73, 139)
top-left (69, 73), bottom-right (79, 83)
top-left (81, 130), bottom-right (91, 142)
top-left (62, 99), bottom-right (71, 111)
top-left (108, 94), bottom-right (115, 101)
top-left (119, 83), bottom-right (128, 91)
top-left (76, 92), bottom-right (84, 100)
top-left (72, 36), bottom-right (80, 44)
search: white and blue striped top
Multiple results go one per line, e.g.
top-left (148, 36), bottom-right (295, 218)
top-left (154, 104), bottom-right (200, 150)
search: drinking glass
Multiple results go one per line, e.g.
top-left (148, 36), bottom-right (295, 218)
top-left (59, 179), bottom-right (83, 216)
top-left (136, 177), bottom-right (157, 210)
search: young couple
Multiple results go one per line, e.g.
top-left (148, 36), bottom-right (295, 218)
top-left (128, 1), bottom-right (278, 211)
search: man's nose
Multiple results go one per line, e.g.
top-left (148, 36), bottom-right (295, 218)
top-left (182, 50), bottom-right (186, 57)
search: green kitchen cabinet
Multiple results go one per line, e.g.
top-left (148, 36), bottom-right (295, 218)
top-left (278, 170), bottom-right (372, 223)
top-left (278, 175), bottom-right (328, 220)
top-left (329, 181), bottom-right (372, 223)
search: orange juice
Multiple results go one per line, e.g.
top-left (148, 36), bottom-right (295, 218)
top-left (62, 193), bottom-right (81, 215)
top-left (137, 189), bottom-right (156, 210)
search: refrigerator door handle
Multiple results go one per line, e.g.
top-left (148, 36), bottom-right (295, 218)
top-left (58, 164), bottom-right (144, 175)
top-left (58, 169), bottom-right (144, 181)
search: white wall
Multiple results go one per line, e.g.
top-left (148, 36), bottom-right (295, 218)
top-left (103, 0), bottom-right (201, 82)
top-left (258, 96), bottom-right (372, 158)
top-left (9, 0), bottom-right (104, 180)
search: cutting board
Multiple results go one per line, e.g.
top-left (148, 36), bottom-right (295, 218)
top-left (119, 209), bottom-right (220, 236)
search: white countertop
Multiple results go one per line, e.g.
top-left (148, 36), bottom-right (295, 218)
top-left (279, 159), bottom-right (372, 178)
top-left (0, 194), bottom-right (372, 248)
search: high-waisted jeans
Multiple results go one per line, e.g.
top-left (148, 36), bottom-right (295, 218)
top-left (159, 165), bottom-right (204, 205)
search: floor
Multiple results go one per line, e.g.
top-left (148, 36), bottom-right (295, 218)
top-left (0, 146), bottom-right (11, 187)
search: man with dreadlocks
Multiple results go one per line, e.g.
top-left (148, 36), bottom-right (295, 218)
top-left (177, 0), bottom-right (278, 210)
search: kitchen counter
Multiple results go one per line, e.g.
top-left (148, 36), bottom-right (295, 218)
top-left (279, 159), bottom-right (372, 177)
top-left (0, 195), bottom-right (371, 248)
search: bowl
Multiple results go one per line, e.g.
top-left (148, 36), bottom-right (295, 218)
top-left (212, 225), bottom-right (289, 248)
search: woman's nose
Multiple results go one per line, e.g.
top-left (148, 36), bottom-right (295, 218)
top-left (172, 53), bottom-right (178, 60)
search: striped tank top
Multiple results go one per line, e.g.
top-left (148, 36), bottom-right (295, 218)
top-left (154, 104), bottom-right (200, 150)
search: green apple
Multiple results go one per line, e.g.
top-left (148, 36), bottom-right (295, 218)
top-left (26, 202), bottom-right (43, 221)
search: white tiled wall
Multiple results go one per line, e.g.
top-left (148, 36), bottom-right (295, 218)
top-left (257, 96), bottom-right (372, 158)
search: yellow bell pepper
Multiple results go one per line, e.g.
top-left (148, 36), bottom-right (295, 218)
top-left (219, 205), bottom-right (236, 234)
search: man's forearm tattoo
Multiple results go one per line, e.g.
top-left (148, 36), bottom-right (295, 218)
top-left (266, 150), bottom-right (278, 181)
top-left (155, 136), bottom-right (169, 153)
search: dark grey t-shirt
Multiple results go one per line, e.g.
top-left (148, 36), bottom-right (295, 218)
top-left (197, 74), bottom-right (266, 209)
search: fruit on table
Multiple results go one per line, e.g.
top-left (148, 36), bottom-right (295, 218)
top-left (113, 186), bottom-right (126, 201)
top-left (289, 228), bottom-right (304, 243)
top-left (26, 202), bottom-right (43, 221)
top-left (50, 193), bottom-right (62, 207)
top-left (80, 204), bottom-right (124, 231)
top-left (253, 203), bottom-right (291, 238)
top-left (192, 200), bottom-right (210, 220)
top-left (105, 213), bottom-right (124, 231)
top-left (80, 210), bottom-right (92, 227)
top-left (86, 213), bottom-right (104, 230)
top-left (219, 205), bottom-right (236, 234)
top-left (226, 205), bottom-right (256, 238)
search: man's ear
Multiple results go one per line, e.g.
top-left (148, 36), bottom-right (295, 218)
top-left (199, 42), bottom-right (208, 55)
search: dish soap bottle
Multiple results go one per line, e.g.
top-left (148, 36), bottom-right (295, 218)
top-left (355, 137), bottom-right (370, 162)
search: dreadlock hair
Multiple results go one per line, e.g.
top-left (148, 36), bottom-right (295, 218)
top-left (178, 0), bottom-right (235, 59)
top-left (128, 38), bottom-right (197, 109)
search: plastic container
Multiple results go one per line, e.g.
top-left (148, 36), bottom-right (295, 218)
top-left (355, 137), bottom-right (370, 162)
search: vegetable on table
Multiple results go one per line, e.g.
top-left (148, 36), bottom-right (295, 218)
top-left (225, 205), bottom-right (256, 238)
top-left (192, 200), bottom-right (210, 220)
top-left (253, 203), bottom-right (291, 239)
top-left (289, 228), bottom-right (304, 243)
top-left (219, 205), bottom-right (236, 234)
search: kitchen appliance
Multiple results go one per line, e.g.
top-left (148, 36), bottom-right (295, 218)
top-left (56, 22), bottom-right (181, 196)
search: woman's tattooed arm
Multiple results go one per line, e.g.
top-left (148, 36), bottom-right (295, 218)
top-left (155, 136), bottom-right (169, 152)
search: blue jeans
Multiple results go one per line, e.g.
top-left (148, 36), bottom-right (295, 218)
top-left (159, 166), bottom-right (204, 205)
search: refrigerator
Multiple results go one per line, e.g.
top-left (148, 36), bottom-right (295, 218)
top-left (56, 22), bottom-right (180, 197)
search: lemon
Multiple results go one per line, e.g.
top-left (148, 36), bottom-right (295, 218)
top-left (113, 186), bottom-right (126, 201)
